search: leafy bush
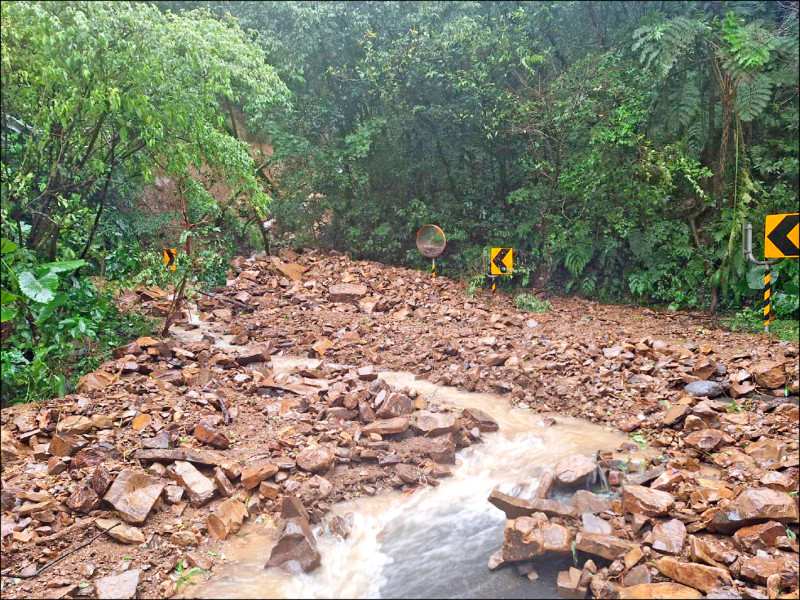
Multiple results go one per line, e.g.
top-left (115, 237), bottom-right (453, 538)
top-left (1, 238), bottom-right (157, 404)
top-left (514, 293), bottom-right (552, 314)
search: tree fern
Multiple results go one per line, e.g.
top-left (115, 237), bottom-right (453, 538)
top-left (735, 72), bottom-right (773, 121)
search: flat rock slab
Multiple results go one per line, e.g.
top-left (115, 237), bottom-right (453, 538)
top-left (362, 417), bottom-right (410, 436)
top-left (103, 469), bottom-right (164, 524)
top-left (619, 582), bottom-right (702, 599)
top-left (656, 557), bottom-right (733, 594)
top-left (94, 569), bottom-right (141, 599)
top-left (621, 484), bottom-right (674, 517)
top-left (710, 487), bottom-right (799, 533)
top-left (651, 519), bottom-right (686, 555)
top-left (134, 448), bottom-right (224, 466)
top-left (575, 532), bottom-right (634, 561)
top-left (502, 516), bottom-right (573, 561)
top-left (329, 283), bottom-right (367, 303)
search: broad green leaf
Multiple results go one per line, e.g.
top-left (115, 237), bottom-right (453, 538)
top-left (0, 238), bottom-right (18, 255)
top-left (18, 271), bottom-right (58, 304)
top-left (0, 305), bottom-right (18, 322)
top-left (746, 266), bottom-right (777, 290)
top-left (39, 259), bottom-right (86, 274)
top-left (1, 290), bottom-right (20, 304)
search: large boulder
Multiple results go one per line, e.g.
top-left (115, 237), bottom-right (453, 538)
top-left (376, 394), bottom-right (415, 419)
top-left (651, 519), bottom-right (686, 555)
top-left (398, 434), bottom-right (457, 464)
top-left (241, 461), bottom-right (279, 489)
top-left (752, 360), bottom-right (787, 389)
top-left (296, 445), bottom-right (335, 473)
top-left (655, 557), bottom-right (733, 594)
top-left (166, 460), bottom-right (216, 507)
top-left (575, 532), bottom-right (633, 561)
top-left (329, 284), bottom-right (367, 303)
top-left (412, 411), bottom-right (461, 437)
top-left (462, 407), bottom-right (498, 432)
top-left (488, 490), bottom-right (579, 520)
top-left (362, 417), bottom-right (410, 436)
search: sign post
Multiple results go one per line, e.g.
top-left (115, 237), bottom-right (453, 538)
top-left (742, 214), bottom-right (798, 333)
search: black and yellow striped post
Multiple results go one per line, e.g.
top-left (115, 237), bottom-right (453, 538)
top-left (764, 265), bottom-right (771, 332)
top-left (431, 258), bottom-right (436, 279)
top-left (492, 278), bottom-right (496, 294)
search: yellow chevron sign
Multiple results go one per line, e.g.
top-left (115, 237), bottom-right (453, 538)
top-left (490, 248), bottom-right (513, 275)
top-left (163, 248), bottom-right (177, 271)
top-left (765, 213), bottom-right (799, 258)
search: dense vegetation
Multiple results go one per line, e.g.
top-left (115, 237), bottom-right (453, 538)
top-left (2, 1), bottom-right (798, 403)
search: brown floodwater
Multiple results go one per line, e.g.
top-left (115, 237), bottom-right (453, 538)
top-left (176, 342), bottom-right (641, 599)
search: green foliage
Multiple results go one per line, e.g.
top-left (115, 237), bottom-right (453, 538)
top-left (169, 558), bottom-right (204, 591)
top-left (514, 293), bottom-right (552, 314)
top-left (629, 431), bottom-right (648, 450)
top-left (155, 1), bottom-right (798, 323)
top-left (1, 1), bottom-right (289, 402)
top-left (1, 240), bottom-right (157, 404)
top-left (722, 309), bottom-right (799, 343)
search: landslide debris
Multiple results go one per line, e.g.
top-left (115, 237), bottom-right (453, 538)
top-left (1, 247), bottom-right (797, 599)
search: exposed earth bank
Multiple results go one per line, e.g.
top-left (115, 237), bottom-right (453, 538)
top-left (1, 248), bottom-right (798, 599)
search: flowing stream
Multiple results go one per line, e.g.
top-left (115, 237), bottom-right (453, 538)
top-left (172, 316), bottom-right (638, 599)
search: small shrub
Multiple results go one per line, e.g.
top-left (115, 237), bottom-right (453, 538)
top-left (514, 293), bottom-right (552, 313)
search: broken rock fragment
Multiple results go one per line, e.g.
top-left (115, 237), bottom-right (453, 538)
top-left (554, 453), bottom-right (597, 487)
top-left (167, 460), bottom-right (216, 507)
top-left (266, 517), bottom-right (321, 573)
top-left (207, 498), bottom-right (249, 540)
top-left (621, 484), bottom-right (674, 517)
top-left (502, 516), bottom-right (573, 561)
top-left (93, 569), bottom-right (141, 600)
top-left (296, 445), bottom-right (335, 473)
top-left (194, 420), bottom-right (230, 449)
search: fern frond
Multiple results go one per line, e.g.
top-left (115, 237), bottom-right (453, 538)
top-left (676, 75), bottom-right (701, 127)
top-left (633, 16), bottom-right (706, 78)
top-left (685, 120), bottom-right (707, 158)
top-left (735, 72), bottom-right (773, 121)
top-left (564, 243), bottom-right (593, 276)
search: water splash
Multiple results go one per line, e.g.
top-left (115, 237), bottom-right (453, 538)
top-left (190, 369), bottom-right (632, 599)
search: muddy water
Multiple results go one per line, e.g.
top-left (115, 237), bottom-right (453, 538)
top-left (183, 351), bottom-right (634, 599)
